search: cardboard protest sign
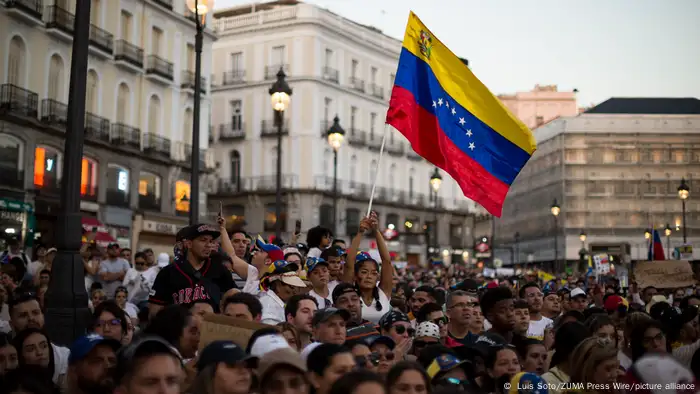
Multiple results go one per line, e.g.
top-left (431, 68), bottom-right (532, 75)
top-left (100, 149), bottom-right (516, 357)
top-left (199, 313), bottom-right (270, 350)
top-left (633, 260), bottom-right (695, 289)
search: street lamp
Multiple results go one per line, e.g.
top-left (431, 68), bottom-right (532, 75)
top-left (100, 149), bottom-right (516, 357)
top-left (326, 115), bottom-right (345, 236)
top-left (678, 178), bottom-right (689, 243)
top-left (578, 230), bottom-right (587, 274)
top-left (551, 198), bottom-right (560, 272)
top-left (427, 168), bottom-right (442, 263)
top-left (665, 223), bottom-right (672, 257)
top-left (269, 69), bottom-right (292, 241)
top-left (45, 0), bottom-right (93, 346)
top-left (644, 229), bottom-right (651, 240)
top-left (185, 0), bottom-right (213, 224)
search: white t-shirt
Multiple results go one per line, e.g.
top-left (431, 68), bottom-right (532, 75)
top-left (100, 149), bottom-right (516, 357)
top-left (527, 316), bottom-right (553, 340)
top-left (361, 288), bottom-right (391, 324)
top-left (309, 290), bottom-right (332, 309)
top-left (123, 302), bottom-right (140, 318)
top-left (27, 260), bottom-right (44, 278)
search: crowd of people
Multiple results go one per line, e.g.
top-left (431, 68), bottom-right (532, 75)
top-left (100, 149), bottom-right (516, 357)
top-left (0, 211), bottom-right (699, 394)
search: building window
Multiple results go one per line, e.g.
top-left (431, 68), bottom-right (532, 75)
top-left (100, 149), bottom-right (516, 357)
top-left (345, 208), bottom-right (360, 236)
top-left (450, 223), bottom-right (463, 247)
top-left (138, 172), bottom-right (161, 197)
top-left (175, 180), bottom-right (190, 213)
top-left (320, 204), bottom-right (333, 229)
top-left (408, 169), bottom-right (414, 199)
top-left (229, 150), bottom-right (241, 186)
top-left (369, 160), bottom-right (377, 183)
top-left (224, 204), bottom-right (245, 227)
top-left (370, 112), bottom-right (376, 139)
top-left (8, 36), bottom-right (26, 86)
top-left (34, 147), bottom-right (60, 188)
top-left (186, 43), bottom-right (195, 71)
top-left (120, 10), bottom-right (132, 41)
top-left (90, 0), bottom-right (101, 26)
top-left (116, 83), bottom-right (130, 123)
top-left (230, 52), bottom-right (243, 71)
top-left (349, 155), bottom-right (357, 184)
top-left (323, 149), bottom-right (331, 179)
top-left (264, 203), bottom-right (287, 232)
top-left (0, 134), bottom-right (23, 173)
top-left (350, 106), bottom-right (357, 131)
top-left (81, 157), bottom-right (98, 197)
top-left (151, 26), bottom-right (163, 55)
top-left (183, 108), bottom-right (193, 144)
top-left (271, 46), bottom-right (285, 66)
top-left (230, 100), bottom-right (242, 129)
top-left (148, 95), bottom-right (161, 134)
top-left (86, 70), bottom-right (98, 113)
top-left (370, 67), bottom-right (377, 84)
top-left (386, 213), bottom-right (399, 229)
top-left (351, 59), bottom-right (359, 78)
top-left (325, 49), bottom-right (333, 67)
top-left (107, 164), bottom-right (129, 192)
top-left (47, 55), bottom-right (65, 101)
top-left (389, 164), bottom-right (397, 190)
top-left (324, 97), bottom-right (332, 123)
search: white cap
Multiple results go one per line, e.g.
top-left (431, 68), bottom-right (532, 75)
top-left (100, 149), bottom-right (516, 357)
top-left (570, 288), bottom-right (586, 298)
top-left (415, 322), bottom-right (440, 340)
top-left (157, 253), bottom-right (170, 268)
top-left (300, 342), bottom-right (322, 361)
top-left (249, 334), bottom-right (291, 358)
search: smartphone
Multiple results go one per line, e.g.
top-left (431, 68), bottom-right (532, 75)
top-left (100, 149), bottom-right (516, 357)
top-left (295, 219), bottom-right (302, 235)
top-left (218, 201), bottom-right (223, 217)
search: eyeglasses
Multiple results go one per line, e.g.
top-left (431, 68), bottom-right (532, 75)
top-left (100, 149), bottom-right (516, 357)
top-left (95, 319), bottom-right (121, 328)
top-left (449, 302), bottom-right (478, 309)
top-left (355, 354), bottom-right (379, 367)
top-left (393, 325), bottom-right (416, 336)
top-left (643, 332), bottom-right (666, 344)
top-left (375, 351), bottom-right (395, 361)
top-left (432, 316), bottom-right (449, 326)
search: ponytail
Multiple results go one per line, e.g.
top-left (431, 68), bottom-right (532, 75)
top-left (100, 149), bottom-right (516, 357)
top-left (373, 286), bottom-right (382, 312)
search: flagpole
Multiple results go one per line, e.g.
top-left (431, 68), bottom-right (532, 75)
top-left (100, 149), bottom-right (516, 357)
top-left (366, 124), bottom-right (389, 216)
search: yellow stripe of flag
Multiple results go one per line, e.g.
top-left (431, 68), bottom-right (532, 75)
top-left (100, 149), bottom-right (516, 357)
top-left (401, 12), bottom-right (536, 155)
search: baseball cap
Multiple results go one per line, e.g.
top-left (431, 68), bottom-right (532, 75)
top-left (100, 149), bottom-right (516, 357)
top-left (68, 334), bottom-right (122, 364)
top-left (570, 288), bottom-right (587, 299)
top-left (178, 224), bottom-right (221, 241)
top-left (366, 335), bottom-right (395, 350)
top-left (257, 348), bottom-right (307, 381)
top-left (268, 260), bottom-right (300, 275)
top-left (305, 257), bottom-right (329, 274)
top-left (416, 322), bottom-right (441, 340)
top-left (197, 340), bottom-right (257, 371)
top-left (115, 336), bottom-right (182, 381)
top-left (156, 252), bottom-right (170, 268)
top-left (603, 295), bottom-right (629, 313)
top-left (256, 237), bottom-right (285, 262)
top-left (249, 334), bottom-right (292, 358)
top-left (300, 342), bottom-right (323, 361)
top-left (312, 307), bottom-right (351, 326)
top-left (269, 270), bottom-right (307, 288)
top-left (469, 332), bottom-right (508, 358)
top-left (378, 310), bottom-right (409, 330)
top-left (107, 243), bottom-right (120, 249)
top-left (426, 353), bottom-right (470, 380)
top-left (283, 247), bottom-right (303, 260)
top-left (46, 247), bottom-right (58, 254)
top-left (646, 295), bottom-right (669, 314)
top-left (332, 282), bottom-right (359, 304)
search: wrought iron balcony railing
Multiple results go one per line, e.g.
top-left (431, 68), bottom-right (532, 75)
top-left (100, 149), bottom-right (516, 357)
top-left (0, 84), bottom-right (38, 118)
top-left (114, 40), bottom-right (143, 68)
top-left (145, 55), bottom-right (174, 80)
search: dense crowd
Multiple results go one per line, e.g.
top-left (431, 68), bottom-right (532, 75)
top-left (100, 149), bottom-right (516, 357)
top-left (0, 212), bottom-right (699, 394)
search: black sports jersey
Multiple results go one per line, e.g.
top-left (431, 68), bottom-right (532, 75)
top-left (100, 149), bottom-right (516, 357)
top-left (148, 254), bottom-right (236, 310)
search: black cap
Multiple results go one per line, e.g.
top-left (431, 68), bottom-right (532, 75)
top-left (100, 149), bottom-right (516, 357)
top-left (312, 308), bottom-right (351, 326)
top-left (178, 224), bottom-right (221, 241)
top-left (116, 336), bottom-right (182, 382)
top-left (366, 335), bottom-right (395, 350)
top-left (332, 282), bottom-right (359, 304)
top-left (468, 332), bottom-right (507, 358)
top-left (197, 340), bottom-right (257, 371)
top-left (378, 310), bottom-right (409, 330)
top-left (107, 243), bottom-right (120, 249)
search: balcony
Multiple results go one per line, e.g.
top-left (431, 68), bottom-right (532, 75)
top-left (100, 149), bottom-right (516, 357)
top-left (152, 0), bottom-right (173, 10)
top-left (111, 123), bottom-right (141, 149)
top-left (260, 120), bottom-right (289, 138)
top-left (84, 112), bottom-right (110, 143)
top-left (222, 70), bottom-right (246, 85)
top-left (386, 140), bottom-right (405, 156)
top-left (367, 134), bottom-right (383, 151)
top-left (349, 77), bottom-right (365, 93)
top-left (369, 83), bottom-right (384, 99)
top-left (5, 0), bottom-right (43, 25)
top-left (347, 129), bottom-right (367, 147)
top-left (40, 99), bottom-right (67, 129)
top-left (0, 168), bottom-right (25, 189)
top-left (219, 123), bottom-right (246, 141)
top-left (114, 40), bottom-right (143, 72)
top-left (265, 64), bottom-right (288, 80)
top-left (106, 189), bottom-right (130, 208)
top-left (143, 133), bottom-right (171, 157)
top-left (88, 23), bottom-right (114, 57)
top-left (45, 6), bottom-right (74, 41)
top-left (181, 71), bottom-right (206, 94)
top-left (322, 67), bottom-right (339, 84)
top-left (0, 84), bottom-right (38, 119)
top-left (138, 194), bottom-right (161, 211)
top-left (145, 55), bottom-right (174, 84)
top-left (319, 120), bottom-right (332, 138)
top-left (81, 187), bottom-right (99, 203)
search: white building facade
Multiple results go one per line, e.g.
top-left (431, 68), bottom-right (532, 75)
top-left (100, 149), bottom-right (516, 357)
top-left (0, 0), bottom-right (216, 255)
top-left (209, 1), bottom-right (475, 266)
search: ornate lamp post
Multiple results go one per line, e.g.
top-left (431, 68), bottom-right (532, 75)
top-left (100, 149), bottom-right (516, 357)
top-left (665, 223), bottom-right (672, 257)
top-left (550, 199), bottom-right (561, 272)
top-left (578, 230), bottom-right (587, 273)
top-left (326, 116), bottom-right (345, 236)
top-left (185, 0), bottom-right (213, 224)
top-left (678, 178), bottom-right (689, 243)
top-left (269, 69), bottom-right (292, 241)
top-left (427, 168), bottom-right (442, 262)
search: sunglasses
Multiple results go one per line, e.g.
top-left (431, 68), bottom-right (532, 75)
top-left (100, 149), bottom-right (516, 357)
top-left (375, 351), bottom-right (395, 361)
top-left (432, 316), bottom-right (449, 326)
top-left (355, 354), bottom-right (380, 367)
top-left (393, 325), bottom-right (416, 336)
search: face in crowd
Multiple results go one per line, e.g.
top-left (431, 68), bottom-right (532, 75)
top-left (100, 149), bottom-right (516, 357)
top-left (523, 286), bottom-right (543, 314)
top-left (542, 293), bottom-right (561, 316)
top-left (408, 289), bottom-right (434, 316)
top-left (313, 315), bottom-right (347, 345)
top-left (184, 235), bottom-right (215, 261)
top-left (288, 298), bottom-right (317, 337)
top-left (334, 290), bottom-right (362, 324)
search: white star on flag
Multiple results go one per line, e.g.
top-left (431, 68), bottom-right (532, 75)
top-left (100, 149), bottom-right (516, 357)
top-left (466, 129), bottom-right (473, 137)
top-left (468, 142), bottom-right (475, 150)
top-left (451, 108), bottom-right (456, 115)
top-left (458, 117), bottom-right (465, 126)
top-left (437, 98), bottom-right (443, 106)
top-left (446, 101), bottom-right (450, 108)
top-left (432, 100), bottom-right (436, 107)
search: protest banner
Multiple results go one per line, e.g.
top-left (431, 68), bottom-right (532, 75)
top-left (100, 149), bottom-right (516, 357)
top-left (199, 313), bottom-right (269, 350)
top-left (633, 260), bottom-right (695, 289)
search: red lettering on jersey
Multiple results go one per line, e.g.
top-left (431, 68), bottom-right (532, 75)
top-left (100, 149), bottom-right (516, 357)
top-left (185, 288), bottom-right (193, 303)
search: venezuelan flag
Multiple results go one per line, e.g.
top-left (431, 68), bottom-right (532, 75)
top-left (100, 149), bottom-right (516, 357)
top-left (386, 12), bottom-right (537, 217)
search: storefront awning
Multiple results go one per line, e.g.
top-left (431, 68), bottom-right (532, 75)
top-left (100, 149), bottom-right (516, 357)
top-left (81, 217), bottom-right (117, 246)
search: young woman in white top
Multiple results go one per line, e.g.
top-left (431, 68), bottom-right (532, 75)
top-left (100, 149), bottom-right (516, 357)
top-left (343, 212), bottom-right (394, 324)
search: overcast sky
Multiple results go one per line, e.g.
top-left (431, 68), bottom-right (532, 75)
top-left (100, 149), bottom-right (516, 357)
top-left (215, 0), bottom-right (700, 107)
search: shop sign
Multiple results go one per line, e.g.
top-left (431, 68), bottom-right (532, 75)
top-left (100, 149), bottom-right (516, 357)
top-left (143, 220), bottom-right (178, 235)
top-left (0, 198), bottom-right (33, 213)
